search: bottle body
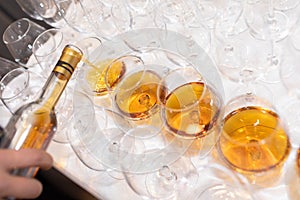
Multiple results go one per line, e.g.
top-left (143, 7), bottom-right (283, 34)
top-left (0, 45), bottom-right (82, 178)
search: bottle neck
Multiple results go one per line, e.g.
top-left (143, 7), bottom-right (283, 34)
top-left (37, 45), bottom-right (83, 110)
top-left (38, 70), bottom-right (71, 110)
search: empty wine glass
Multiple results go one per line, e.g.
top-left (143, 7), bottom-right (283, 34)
top-left (192, 0), bottom-right (218, 30)
top-left (244, 0), bottom-right (291, 83)
top-left (15, 0), bottom-right (44, 20)
top-left (154, 0), bottom-right (211, 52)
top-left (79, 0), bottom-right (119, 40)
top-left (183, 163), bottom-right (255, 200)
top-left (0, 57), bottom-right (21, 80)
top-left (218, 93), bottom-right (291, 187)
top-left (0, 68), bottom-right (43, 114)
top-left (279, 45), bottom-right (300, 147)
top-left (32, 28), bottom-right (69, 77)
top-left (244, 0), bottom-right (290, 41)
top-left (289, 17), bottom-right (300, 52)
top-left (123, 155), bottom-right (198, 200)
top-left (273, 0), bottom-right (300, 11)
top-left (32, 0), bottom-right (68, 29)
top-left (53, 0), bottom-right (95, 34)
top-left (214, 0), bottom-right (248, 39)
top-left (111, 0), bottom-right (157, 33)
top-left (2, 18), bottom-right (46, 67)
top-left (214, 35), bottom-right (274, 103)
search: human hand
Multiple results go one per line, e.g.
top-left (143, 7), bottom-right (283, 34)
top-left (0, 149), bottom-right (53, 199)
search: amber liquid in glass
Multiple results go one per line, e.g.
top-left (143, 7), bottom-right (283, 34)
top-left (297, 148), bottom-right (300, 176)
top-left (86, 59), bottom-right (126, 96)
top-left (115, 70), bottom-right (164, 120)
top-left (219, 106), bottom-right (291, 173)
top-left (164, 82), bottom-right (221, 139)
top-left (2, 45), bottom-right (82, 179)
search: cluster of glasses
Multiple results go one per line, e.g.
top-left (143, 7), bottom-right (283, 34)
top-left (1, 0), bottom-right (300, 199)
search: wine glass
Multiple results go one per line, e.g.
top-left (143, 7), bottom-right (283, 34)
top-left (244, 0), bottom-right (290, 41)
top-left (244, 0), bottom-right (291, 83)
top-left (32, 0), bottom-right (68, 29)
top-left (192, 0), bottom-right (218, 30)
top-left (0, 67), bottom-right (43, 114)
top-left (214, 0), bottom-right (248, 41)
top-left (15, 0), bottom-right (44, 20)
top-left (79, 0), bottom-right (119, 40)
top-left (153, 0), bottom-right (211, 53)
top-left (279, 45), bottom-right (300, 147)
top-left (2, 18), bottom-right (46, 67)
top-left (84, 55), bottom-right (143, 99)
top-left (289, 17), bottom-right (300, 52)
top-left (284, 147), bottom-right (300, 200)
top-left (273, 0), bottom-right (300, 11)
top-left (0, 57), bottom-right (21, 80)
top-left (32, 28), bottom-right (70, 77)
top-left (214, 35), bottom-right (275, 104)
top-left (123, 155), bottom-right (199, 199)
top-left (108, 61), bottom-right (168, 138)
top-left (53, 0), bottom-right (95, 34)
top-left (157, 67), bottom-right (223, 159)
top-left (69, 90), bottom-right (108, 171)
top-left (111, 0), bottom-right (157, 33)
top-left (183, 163), bottom-right (255, 200)
top-left (217, 93), bottom-right (291, 187)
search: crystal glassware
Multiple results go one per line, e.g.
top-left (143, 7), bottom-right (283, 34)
top-left (218, 93), bottom-right (291, 187)
top-left (2, 18), bottom-right (46, 67)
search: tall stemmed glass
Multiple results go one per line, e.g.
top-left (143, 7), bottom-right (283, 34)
top-left (0, 68), bottom-right (43, 114)
top-left (53, 0), bottom-right (95, 34)
top-left (215, 34), bottom-right (275, 104)
top-left (244, 0), bottom-right (291, 83)
top-left (218, 93), bottom-right (291, 187)
top-left (154, 0), bottom-right (211, 53)
top-left (111, 0), bottom-right (157, 33)
top-left (273, 0), bottom-right (300, 11)
top-left (214, 0), bottom-right (248, 41)
top-left (192, 0), bottom-right (218, 30)
top-left (183, 163), bottom-right (255, 200)
top-left (2, 18), bottom-right (46, 67)
top-left (31, 0), bottom-right (68, 29)
top-left (279, 44), bottom-right (300, 147)
top-left (15, 0), bottom-right (44, 20)
top-left (123, 155), bottom-right (199, 200)
top-left (157, 67), bottom-right (223, 161)
top-left (107, 59), bottom-right (167, 138)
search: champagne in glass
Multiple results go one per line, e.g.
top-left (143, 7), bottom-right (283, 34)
top-left (218, 93), bottom-right (291, 186)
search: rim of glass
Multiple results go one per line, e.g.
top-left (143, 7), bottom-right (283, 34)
top-left (32, 28), bottom-right (64, 57)
top-left (0, 67), bottom-right (30, 100)
top-left (3, 18), bottom-right (31, 44)
top-left (157, 67), bottom-right (207, 113)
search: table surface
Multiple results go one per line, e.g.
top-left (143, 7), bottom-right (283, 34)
top-left (1, 1), bottom-right (300, 199)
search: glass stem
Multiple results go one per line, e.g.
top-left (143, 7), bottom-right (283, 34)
top-left (268, 0), bottom-right (275, 19)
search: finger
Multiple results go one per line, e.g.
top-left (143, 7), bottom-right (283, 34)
top-left (0, 174), bottom-right (43, 199)
top-left (0, 149), bottom-right (53, 170)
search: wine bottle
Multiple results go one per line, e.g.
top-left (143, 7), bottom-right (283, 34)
top-left (0, 44), bottom-right (83, 178)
